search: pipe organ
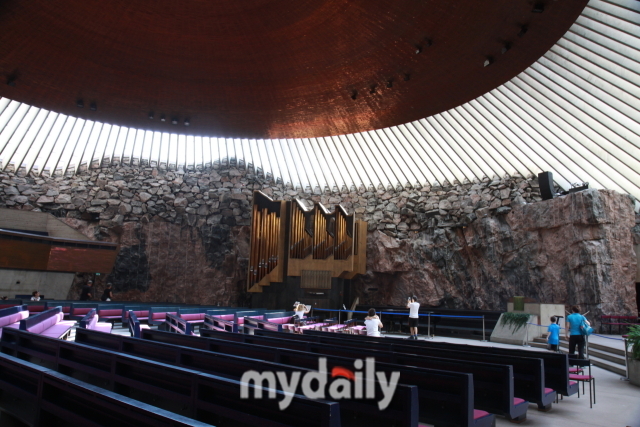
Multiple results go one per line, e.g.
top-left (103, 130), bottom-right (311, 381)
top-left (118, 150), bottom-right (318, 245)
top-left (247, 191), bottom-right (366, 293)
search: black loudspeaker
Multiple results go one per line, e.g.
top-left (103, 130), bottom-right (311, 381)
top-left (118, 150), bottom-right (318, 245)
top-left (538, 171), bottom-right (556, 200)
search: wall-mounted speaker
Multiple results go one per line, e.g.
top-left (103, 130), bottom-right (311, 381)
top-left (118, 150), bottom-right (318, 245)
top-left (538, 171), bottom-right (556, 200)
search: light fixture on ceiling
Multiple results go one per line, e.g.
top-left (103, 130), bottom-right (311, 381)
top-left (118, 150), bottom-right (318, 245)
top-left (351, 90), bottom-right (358, 100)
top-left (76, 99), bottom-right (84, 108)
top-left (484, 57), bottom-right (494, 67)
top-left (160, 114), bottom-right (166, 122)
top-left (518, 25), bottom-right (528, 37)
top-left (6, 75), bottom-right (16, 87)
top-left (171, 117), bottom-right (178, 125)
top-left (148, 111), bottom-right (154, 120)
top-left (415, 45), bottom-right (423, 54)
top-left (501, 42), bottom-right (512, 54)
top-left (89, 102), bottom-right (97, 111)
top-left (184, 118), bottom-right (190, 126)
top-left (532, 3), bottom-right (544, 13)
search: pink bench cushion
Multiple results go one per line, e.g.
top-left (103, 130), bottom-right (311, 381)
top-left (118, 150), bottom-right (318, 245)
top-left (152, 311), bottom-right (176, 320)
top-left (41, 321), bottom-right (75, 338)
top-left (513, 398), bottom-right (526, 406)
top-left (569, 374), bottom-right (593, 381)
top-left (74, 308), bottom-right (92, 316)
top-left (267, 317), bottom-right (292, 324)
top-left (94, 322), bottom-right (113, 333)
top-left (237, 315), bottom-right (263, 325)
top-left (28, 306), bottom-right (46, 313)
top-left (27, 312), bottom-right (64, 334)
top-left (473, 410), bottom-right (491, 420)
top-left (98, 309), bottom-right (121, 318)
top-left (218, 314), bottom-right (234, 321)
top-left (544, 388), bottom-right (554, 395)
top-left (0, 311), bottom-right (29, 328)
top-left (125, 310), bottom-right (149, 320)
top-left (181, 313), bottom-right (206, 321)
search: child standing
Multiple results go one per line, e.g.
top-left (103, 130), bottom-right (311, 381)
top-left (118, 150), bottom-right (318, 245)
top-left (547, 316), bottom-right (560, 352)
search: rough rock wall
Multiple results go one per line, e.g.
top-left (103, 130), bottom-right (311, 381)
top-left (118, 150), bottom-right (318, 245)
top-left (0, 165), bottom-right (637, 315)
top-left (354, 189), bottom-right (638, 320)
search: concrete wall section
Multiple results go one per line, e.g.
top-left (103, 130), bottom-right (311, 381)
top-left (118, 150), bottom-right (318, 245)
top-left (0, 269), bottom-right (75, 299)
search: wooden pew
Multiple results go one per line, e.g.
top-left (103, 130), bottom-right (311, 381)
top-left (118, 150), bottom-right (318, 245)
top-left (203, 314), bottom-right (238, 333)
top-left (140, 329), bottom-right (495, 427)
top-left (164, 312), bottom-right (194, 335)
top-left (128, 310), bottom-right (150, 338)
top-left (75, 328), bottom-right (419, 427)
top-left (0, 352), bottom-right (209, 427)
top-left (19, 307), bottom-right (75, 340)
top-left (200, 328), bottom-right (528, 422)
top-left (148, 306), bottom-right (181, 326)
top-left (68, 303), bottom-right (100, 321)
top-left (254, 328), bottom-right (555, 410)
top-left (78, 308), bottom-right (112, 333)
top-left (303, 329), bottom-right (579, 397)
top-left (0, 328), bottom-right (340, 427)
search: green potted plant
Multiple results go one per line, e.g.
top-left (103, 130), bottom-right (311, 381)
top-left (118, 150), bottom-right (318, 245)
top-left (627, 325), bottom-right (640, 387)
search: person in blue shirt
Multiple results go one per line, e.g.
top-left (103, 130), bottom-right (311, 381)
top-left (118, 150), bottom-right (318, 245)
top-left (566, 305), bottom-right (590, 359)
top-left (547, 316), bottom-right (561, 352)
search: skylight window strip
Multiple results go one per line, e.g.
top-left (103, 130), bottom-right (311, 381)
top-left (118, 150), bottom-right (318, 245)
top-left (0, 104), bottom-right (32, 157)
top-left (429, 115), bottom-right (492, 181)
top-left (372, 128), bottom-right (415, 185)
top-left (75, 121), bottom-right (103, 173)
top-left (302, 138), bottom-right (331, 190)
top-left (534, 58), bottom-right (640, 138)
top-left (139, 130), bottom-right (153, 165)
top-left (458, 102), bottom-right (533, 178)
top-left (358, 131), bottom-right (399, 187)
top-left (53, 119), bottom-right (85, 176)
top-left (384, 127), bottom-right (431, 186)
top-left (90, 123), bottom-right (111, 167)
top-left (270, 138), bottom-right (291, 186)
top-left (522, 67), bottom-right (640, 161)
top-left (470, 99), bottom-right (553, 185)
top-left (497, 83), bottom-right (634, 194)
top-left (0, 98), bottom-right (12, 117)
top-left (438, 111), bottom-right (505, 179)
top-left (225, 138), bottom-right (234, 167)
top-left (255, 139), bottom-right (274, 180)
top-left (345, 134), bottom-right (378, 190)
top-left (217, 137), bottom-right (227, 167)
top-left (338, 134), bottom-right (374, 189)
top-left (292, 138), bottom-right (319, 190)
top-left (0, 101), bottom-right (22, 141)
top-left (37, 115), bottom-right (70, 175)
top-left (551, 40), bottom-right (640, 100)
top-left (394, 124), bottom-right (441, 185)
top-left (168, 133), bottom-right (178, 168)
top-left (568, 23), bottom-right (640, 73)
top-left (480, 92), bottom-right (579, 188)
top-left (185, 135), bottom-right (195, 169)
top-left (580, 7), bottom-right (640, 50)
top-left (309, 137), bottom-right (338, 190)
top-left (411, 119), bottom-right (467, 184)
top-left (24, 112), bottom-right (58, 175)
top-left (352, 132), bottom-right (393, 188)
top-left (176, 134), bottom-right (186, 169)
top-left (422, 117), bottom-right (476, 182)
top-left (332, 135), bottom-right (367, 190)
top-left (65, 120), bottom-right (95, 175)
top-left (247, 138), bottom-right (262, 173)
top-left (285, 138), bottom-right (309, 190)
top-left (276, 138), bottom-right (298, 187)
top-left (320, 136), bottom-right (353, 189)
top-left (0, 106), bottom-right (41, 170)
top-left (507, 76), bottom-right (640, 190)
top-left (7, 109), bottom-right (50, 173)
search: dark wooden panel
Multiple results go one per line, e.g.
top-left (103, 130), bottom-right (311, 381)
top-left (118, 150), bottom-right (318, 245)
top-left (0, 0), bottom-right (588, 138)
top-left (0, 239), bottom-right (50, 270)
top-left (48, 247), bottom-right (118, 273)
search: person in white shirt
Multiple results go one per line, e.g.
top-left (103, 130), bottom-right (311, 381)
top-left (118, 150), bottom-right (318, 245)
top-left (364, 308), bottom-right (383, 337)
top-left (31, 291), bottom-right (40, 301)
top-left (406, 295), bottom-right (420, 339)
top-left (294, 303), bottom-right (310, 319)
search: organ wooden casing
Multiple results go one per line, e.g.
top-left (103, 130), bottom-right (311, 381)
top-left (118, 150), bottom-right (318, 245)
top-left (247, 192), bottom-right (366, 292)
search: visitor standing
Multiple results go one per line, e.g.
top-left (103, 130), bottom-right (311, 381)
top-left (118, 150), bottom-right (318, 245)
top-left (364, 308), bottom-right (383, 337)
top-left (566, 305), bottom-right (590, 359)
top-left (547, 316), bottom-right (560, 351)
top-left (101, 283), bottom-right (114, 301)
top-left (407, 295), bottom-right (420, 339)
top-left (80, 280), bottom-right (93, 301)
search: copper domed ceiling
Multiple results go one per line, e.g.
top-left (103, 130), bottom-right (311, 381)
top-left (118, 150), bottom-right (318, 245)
top-left (0, 0), bottom-right (587, 139)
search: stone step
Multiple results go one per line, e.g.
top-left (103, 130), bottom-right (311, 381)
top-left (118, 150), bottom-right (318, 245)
top-left (531, 337), bottom-right (628, 376)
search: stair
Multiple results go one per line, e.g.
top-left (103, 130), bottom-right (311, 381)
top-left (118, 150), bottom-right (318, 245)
top-left (531, 337), bottom-right (627, 376)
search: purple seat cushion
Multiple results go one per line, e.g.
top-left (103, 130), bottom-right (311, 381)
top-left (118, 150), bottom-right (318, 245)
top-left (474, 410), bottom-right (491, 420)
top-left (74, 308), bottom-right (92, 316)
top-left (152, 311), bottom-right (176, 320)
top-left (41, 321), bottom-right (75, 338)
top-left (0, 311), bottom-right (28, 328)
top-left (181, 313), bottom-right (205, 321)
top-left (94, 322), bottom-right (113, 333)
top-left (267, 317), bottom-right (292, 324)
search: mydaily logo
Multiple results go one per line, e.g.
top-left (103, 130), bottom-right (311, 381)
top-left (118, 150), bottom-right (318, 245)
top-left (240, 357), bottom-right (400, 410)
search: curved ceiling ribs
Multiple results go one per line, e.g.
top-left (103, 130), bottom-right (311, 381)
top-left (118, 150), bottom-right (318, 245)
top-left (0, 0), bottom-right (638, 201)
